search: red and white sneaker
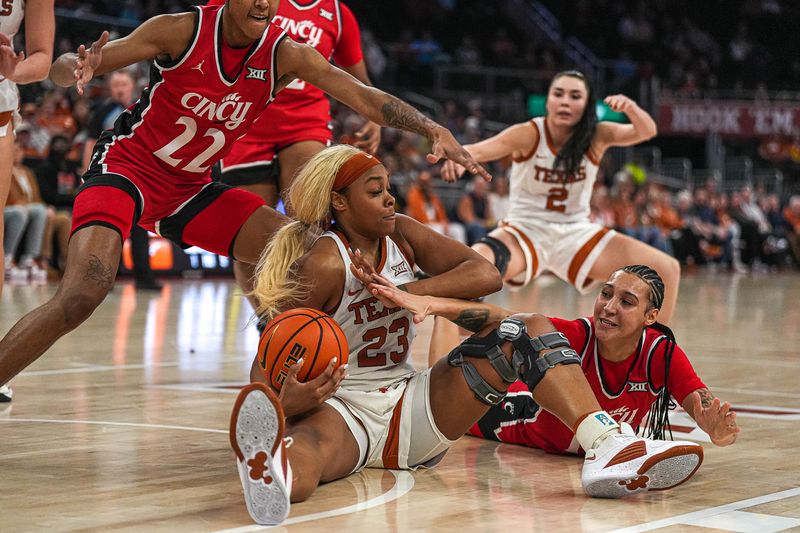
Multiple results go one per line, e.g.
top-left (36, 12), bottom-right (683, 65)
top-left (581, 423), bottom-right (704, 498)
top-left (230, 383), bottom-right (293, 525)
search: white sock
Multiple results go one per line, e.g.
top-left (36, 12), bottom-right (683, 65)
top-left (575, 411), bottom-right (621, 451)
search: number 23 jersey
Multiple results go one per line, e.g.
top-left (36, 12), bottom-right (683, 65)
top-left (99, 5), bottom-right (285, 206)
top-left (322, 229), bottom-right (417, 392)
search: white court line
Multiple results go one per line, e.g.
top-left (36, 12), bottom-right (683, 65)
top-left (2, 417), bottom-right (415, 529)
top-left (607, 487), bottom-right (800, 533)
top-left (18, 356), bottom-right (250, 377)
top-left (714, 386), bottom-right (800, 400)
top-left (0, 417), bottom-right (228, 433)
top-left (210, 471), bottom-right (416, 532)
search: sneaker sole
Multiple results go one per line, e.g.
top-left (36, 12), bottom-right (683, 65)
top-left (230, 383), bottom-right (290, 525)
top-left (585, 444), bottom-right (704, 498)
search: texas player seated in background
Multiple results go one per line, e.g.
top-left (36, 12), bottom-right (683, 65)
top-left (358, 262), bottom-right (741, 454)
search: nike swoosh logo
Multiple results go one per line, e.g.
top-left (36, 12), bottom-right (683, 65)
top-left (347, 288), bottom-right (361, 296)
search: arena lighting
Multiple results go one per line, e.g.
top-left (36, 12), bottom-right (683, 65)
top-left (527, 94), bottom-right (629, 122)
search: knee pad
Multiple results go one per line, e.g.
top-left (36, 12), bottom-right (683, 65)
top-left (448, 318), bottom-right (581, 404)
top-left (476, 236), bottom-right (511, 276)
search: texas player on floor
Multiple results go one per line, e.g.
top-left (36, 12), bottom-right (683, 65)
top-left (0, 0), bottom-right (54, 403)
top-left (441, 70), bottom-right (681, 324)
top-left (0, 0), bottom-right (489, 397)
top-left (364, 263), bottom-right (739, 453)
top-left (229, 145), bottom-right (705, 526)
top-left (207, 0), bottom-right (380, 314)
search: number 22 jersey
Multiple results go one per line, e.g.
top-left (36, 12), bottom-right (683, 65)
top-left (97, 4), bottom-right (285, 220)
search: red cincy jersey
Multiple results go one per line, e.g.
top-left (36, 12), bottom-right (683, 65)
top-left (470, 317), bottom-right (706, 454)
top-left (208, 0), bottom-right (363, 143)
top-left (97, 5), bottom-right (285, 219)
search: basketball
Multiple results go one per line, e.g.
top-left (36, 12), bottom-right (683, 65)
top-left (256, 308), bottom-right (349, 391)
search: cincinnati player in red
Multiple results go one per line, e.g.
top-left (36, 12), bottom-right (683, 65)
top-left (229, 146), bottom-right (705, 525)
top-left (366, 264), bottom-right (740, 454)
top-left (207, 0), bottom-right (380, 315)
top-left (0, 0), bottom-right (489, 395)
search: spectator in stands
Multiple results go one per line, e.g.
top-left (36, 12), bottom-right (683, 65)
top-left (457, 176), bottom-right (493, 245)
top-left (670, 190), bottom-right (704, 267)
top-left (4, 144), bottom-right (48, 282)
top-left (35, 135), bottom-right (81, 272)
top-left (405, 169), bottom-right (465, 243)
top-left (731, 187), bottom-right (768, 268)
top-left (589, 185), bottom-right (615, 228)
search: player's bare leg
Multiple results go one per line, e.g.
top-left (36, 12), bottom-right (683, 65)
top-left (0, 226), bottom-right (122, 386)
top-left (428, 313), bottom-right (601, 440)
top-left (588, 233), bottom-right (680, 324)
top-left (471, 227), bottom-right (527, 283)
top-left (276, 140), bottom-right (327, 215)
top-left (232, 184), bottom-right (281, 311)
top-left (230, 206), bottom-right (289, 266)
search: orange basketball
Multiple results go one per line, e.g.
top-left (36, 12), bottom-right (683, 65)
top-left (256, 308), bottom-right (348, 391)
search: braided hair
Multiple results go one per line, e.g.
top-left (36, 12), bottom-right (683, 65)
top-left (619, 265), bottom-right (676, 440)
top-left (550, 70), bottom-right (598, 177)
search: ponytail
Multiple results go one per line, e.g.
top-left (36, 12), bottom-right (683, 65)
top-left (252, 144), bottom-right (368, 318)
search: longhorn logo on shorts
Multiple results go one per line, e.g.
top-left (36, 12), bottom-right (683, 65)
top-left (245, 66), bottom-right (268, 82)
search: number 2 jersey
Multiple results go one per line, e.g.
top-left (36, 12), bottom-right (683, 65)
top-left (470, 317), bottom-right (706, 454)
top-left (321, 229), bottom-right (417, 392)
top-left (506, 116), bottom-right (600, 224)
top-left (96, 4), bottom-right (286, 221)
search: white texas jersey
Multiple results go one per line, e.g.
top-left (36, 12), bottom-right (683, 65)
top-left (321, 229), bottom-right (417, 392)
top-left (506, 116), bottom-right (600, 224)
top-left (0, 0), bottom-right (25, 112)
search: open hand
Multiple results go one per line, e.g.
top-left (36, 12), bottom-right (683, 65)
top-left (278, 356), bottom-right (347, 417)
top-left (75, 31), bottom-right (110, 95)
top-left (352, 121), bottom-right (381, 154)
top-left (689, 391), bottom-right (740, 446)
top-left (427, 128), bottom-right (491, 182)
top-left (369, 281), bottom-right (431, 324)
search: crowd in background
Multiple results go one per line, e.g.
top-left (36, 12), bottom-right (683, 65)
top-left (5, 1), bottom-right (800, 284)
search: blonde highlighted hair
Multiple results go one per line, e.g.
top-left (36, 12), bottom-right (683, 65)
top-left (252, 144), bottom-right (366, 319)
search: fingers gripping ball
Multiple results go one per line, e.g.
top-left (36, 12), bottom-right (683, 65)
top-left (257, 308), bottom-right (349, 391)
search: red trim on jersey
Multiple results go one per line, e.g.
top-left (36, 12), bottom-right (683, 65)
top-left (567, 227), bottom-right (609, 286)
top-left (376, 237), bottom-right (388, 272)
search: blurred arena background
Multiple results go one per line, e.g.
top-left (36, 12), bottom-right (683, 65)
top-left (9, 0), bottom-right (800, 281)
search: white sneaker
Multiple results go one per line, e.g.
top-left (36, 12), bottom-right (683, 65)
top-left (581, 423), bottom-right (703, 498)
top-left (230, 382), bottom-right (292, 525)
top-left (0, 384), bottom-right (11, 402)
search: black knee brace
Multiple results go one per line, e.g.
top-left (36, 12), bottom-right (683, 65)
top-left (476, 236), bottom-right (511, 276)
top-left (447, 318), bottom-right (581, 405)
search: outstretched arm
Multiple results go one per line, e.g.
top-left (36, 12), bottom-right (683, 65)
top-left (357, 268), bottom-right (511, 332)
top-left (278, 39), bottom-right (491, 180)
top-left (49, 13), bottom-right (194, 91)
top-left (682, 388), bottom-right (740, 446)
top-left (441, 121), bottom-right (538, 182)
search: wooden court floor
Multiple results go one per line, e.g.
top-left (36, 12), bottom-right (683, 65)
top-left (2, 272), bottom-right (799, 532)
